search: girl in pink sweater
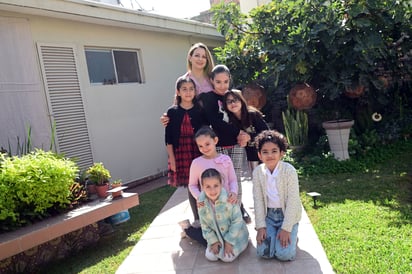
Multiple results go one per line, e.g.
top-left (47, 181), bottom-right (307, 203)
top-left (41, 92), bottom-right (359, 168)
top-left (189, 126), bottom-right (238, 224)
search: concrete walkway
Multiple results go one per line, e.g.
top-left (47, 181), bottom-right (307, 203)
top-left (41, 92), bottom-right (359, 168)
top-left (117, 176), bottom-right (335, 274)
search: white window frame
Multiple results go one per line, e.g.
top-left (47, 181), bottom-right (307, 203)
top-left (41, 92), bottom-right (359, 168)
top-left (85, 47), bottom-right (144, 85)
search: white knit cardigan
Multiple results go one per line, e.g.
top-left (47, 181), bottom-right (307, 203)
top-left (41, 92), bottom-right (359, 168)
top-left (252, 161), bottom-right (302, 232)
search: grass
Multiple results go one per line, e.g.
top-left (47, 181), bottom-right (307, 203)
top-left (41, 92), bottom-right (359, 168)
top-left (299, 141), bottom-right (412, 273)
top-left (42, 185), bottom-right (176, 274)
top-left (40, 140), bottom-right (412, 273)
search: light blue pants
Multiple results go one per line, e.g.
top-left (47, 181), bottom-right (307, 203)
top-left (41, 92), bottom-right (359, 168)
top-left (256, 208), bottom-right (299, 261)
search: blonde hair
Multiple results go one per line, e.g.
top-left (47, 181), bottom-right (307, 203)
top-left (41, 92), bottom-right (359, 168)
top-left (187, 42), bottom-right (215, 77)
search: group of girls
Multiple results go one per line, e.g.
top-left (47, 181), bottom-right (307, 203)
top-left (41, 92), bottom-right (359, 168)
top-left (163, 42), bottom-right (301, 263)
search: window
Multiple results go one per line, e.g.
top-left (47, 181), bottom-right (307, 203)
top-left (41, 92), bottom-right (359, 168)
top-left (85, 48), bottom-right (143, 84)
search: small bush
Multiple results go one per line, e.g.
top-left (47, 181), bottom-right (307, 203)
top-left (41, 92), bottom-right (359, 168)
top-left (296, 139), bottom-right (412, 175)
top-left (0, 149), bottom-right (78, 230)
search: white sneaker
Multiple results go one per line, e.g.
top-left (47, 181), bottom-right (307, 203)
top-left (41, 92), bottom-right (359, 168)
top-left (191, 219), bottom-right (201, 228)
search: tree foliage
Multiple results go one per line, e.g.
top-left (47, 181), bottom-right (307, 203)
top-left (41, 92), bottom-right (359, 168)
top-left (212, 0), bottom-right (412, 129)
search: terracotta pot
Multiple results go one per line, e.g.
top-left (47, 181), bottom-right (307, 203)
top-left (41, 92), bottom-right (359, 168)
top-left (111, 183), bottom-right (123, 198)
top-left (344, 85), bottom-right (365, 98)
top-left (87, 184), bottom-right (97, 194)
top-left (96, 184), bottom-right (109, 198)
top-left (289, 83), bottom-right (316, 110)
top-left (378, 76), bottom-right (391, 88)
top-left (242, 83), bottom-right (266, 110)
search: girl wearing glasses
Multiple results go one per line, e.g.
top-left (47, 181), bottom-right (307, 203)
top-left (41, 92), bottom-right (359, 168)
top-left (222, 90), bottom-right (269, 173)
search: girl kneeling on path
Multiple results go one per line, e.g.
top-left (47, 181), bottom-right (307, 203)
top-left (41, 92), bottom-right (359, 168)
top-left (184, 126), bottom-right (238, 246)
top-left (199, 168), bottom-right (249, 262)
top-left (253, 130), bottom-right (302, 261)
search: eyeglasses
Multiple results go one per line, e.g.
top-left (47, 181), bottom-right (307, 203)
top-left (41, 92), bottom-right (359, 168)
top-left (226, 98), bottom-right (240, 105)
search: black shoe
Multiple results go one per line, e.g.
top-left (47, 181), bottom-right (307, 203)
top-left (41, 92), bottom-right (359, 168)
top-left (185, 226), bottom-right (207, 247)
top-left (240, 203), bottom-right (252, 224)
top-left (243, 213), bottom-right (251, 224)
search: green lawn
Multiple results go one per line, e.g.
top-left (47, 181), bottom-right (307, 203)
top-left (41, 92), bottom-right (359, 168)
top-left (42, 141), bottom-right (412, 273)
top-left (42, 185), bottom-right (176, 274)
top-left (299, 141), bottom-right (412, 273)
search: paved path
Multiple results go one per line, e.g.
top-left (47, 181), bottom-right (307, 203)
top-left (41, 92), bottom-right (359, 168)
top-left (118, 177), bottom-right (335, 273)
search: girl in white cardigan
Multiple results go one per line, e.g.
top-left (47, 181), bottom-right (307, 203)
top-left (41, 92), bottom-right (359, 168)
top-left (252, 130), bottom-right (302, 261)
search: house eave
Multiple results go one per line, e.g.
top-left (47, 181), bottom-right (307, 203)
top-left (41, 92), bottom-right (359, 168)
top-left (0, 0), bottom-right (224, 41)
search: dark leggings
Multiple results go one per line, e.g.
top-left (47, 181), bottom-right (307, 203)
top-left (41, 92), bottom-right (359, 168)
top-left (188, 188), bottom-right (199, 221)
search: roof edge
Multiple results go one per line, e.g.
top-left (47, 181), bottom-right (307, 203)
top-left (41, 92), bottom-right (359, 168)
top-left (0, 0), bottom-right (223, 40)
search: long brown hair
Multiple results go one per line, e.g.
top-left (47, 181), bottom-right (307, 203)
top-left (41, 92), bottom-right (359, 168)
top-left (187, 42), bottom-right (215, 77)
top-left (223, 90), bottom-right (263, 129)
top-left (174, 75), bottom-right (197, 105)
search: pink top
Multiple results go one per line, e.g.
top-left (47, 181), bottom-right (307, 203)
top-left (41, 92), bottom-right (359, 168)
top-left (189, 154), bottom-right (238, 199)
top-left (183, 71), bottom-right (213, 95)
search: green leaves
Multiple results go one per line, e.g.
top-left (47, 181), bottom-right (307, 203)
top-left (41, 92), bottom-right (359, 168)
top-left (0, 150), bottom-right (78, 230)
top-left (282, 106), bottom-right (308, 146)
top-left (86, 162), bottom-right (111, 185)
top-left (212, 0), bottom-right (412, 112)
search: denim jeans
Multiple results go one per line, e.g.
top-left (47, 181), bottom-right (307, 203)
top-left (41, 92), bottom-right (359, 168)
top-left (256, 208), bottom-right (298, 261)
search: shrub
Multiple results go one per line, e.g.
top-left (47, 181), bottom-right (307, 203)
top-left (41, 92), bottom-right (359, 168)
top-left (87, 162), bottom-right (111, 186)
top-left (0, 149), bottom-right (78, 230)
top-left (212, 0), bottom-right (412, 143)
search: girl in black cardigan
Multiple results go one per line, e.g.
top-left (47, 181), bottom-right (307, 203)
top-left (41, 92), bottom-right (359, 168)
top-left (165, 76), bottom-right (207, 221)
top-left (222, 90), bottom-right (269, 173)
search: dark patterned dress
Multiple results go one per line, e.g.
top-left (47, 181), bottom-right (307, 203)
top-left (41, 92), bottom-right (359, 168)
top-left (168, 112), bottom-right (200, 187)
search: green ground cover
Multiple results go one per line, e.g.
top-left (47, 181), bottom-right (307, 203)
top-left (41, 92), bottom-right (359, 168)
top-left (299, 141), bottom-right (412, 273)
top-left (41, 140), bottom-right (411, 273)
top-left (42, 185), bottom-right (176, 274)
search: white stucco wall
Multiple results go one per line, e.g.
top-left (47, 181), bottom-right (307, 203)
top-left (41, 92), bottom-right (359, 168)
top-left (0, 0), bottom-right (223, 184)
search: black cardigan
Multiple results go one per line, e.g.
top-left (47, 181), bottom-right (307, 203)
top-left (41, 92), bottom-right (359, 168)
top-left (241, 111), bottom-right (269, 161)
top-left (165, 104), bottom-right (207, 148)
top-left (198, 91), bottom-right (240, 147)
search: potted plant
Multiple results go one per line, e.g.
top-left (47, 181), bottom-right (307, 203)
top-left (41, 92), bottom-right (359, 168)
top-left (282, 98), bottom-right (308, 151)
top-left (86, 163), bottom-right (111, 198)
top-left (322, 119), bottom-right (354, 161)
top-left (110, 179), bottom-right (123, 198)
top-left (75, 169), bottom-right (95, 196)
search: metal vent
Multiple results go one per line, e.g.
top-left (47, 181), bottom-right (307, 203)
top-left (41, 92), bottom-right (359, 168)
top-left (38, 45), bottom-right (93, 170)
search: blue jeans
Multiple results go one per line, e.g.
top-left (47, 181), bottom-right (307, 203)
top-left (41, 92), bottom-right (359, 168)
top-left (256, 208), bottom-right (298, 261)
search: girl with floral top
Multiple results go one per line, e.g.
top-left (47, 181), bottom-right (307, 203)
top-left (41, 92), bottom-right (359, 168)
top-left (253, 130), bottom-right (302, 261)
top-left (184, 126), bottom-right (238, 246)
top-left (198, 168), bottom-right (249, 262)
